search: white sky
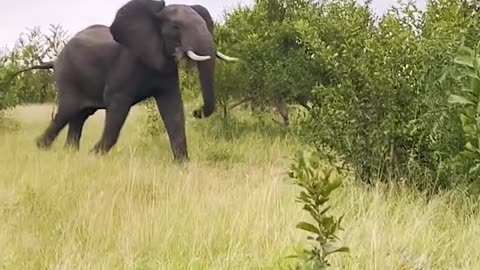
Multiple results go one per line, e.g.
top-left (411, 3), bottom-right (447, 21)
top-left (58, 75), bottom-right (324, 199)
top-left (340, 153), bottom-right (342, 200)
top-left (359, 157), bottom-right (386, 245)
top-left (0, 0), bottom-right (426, 48)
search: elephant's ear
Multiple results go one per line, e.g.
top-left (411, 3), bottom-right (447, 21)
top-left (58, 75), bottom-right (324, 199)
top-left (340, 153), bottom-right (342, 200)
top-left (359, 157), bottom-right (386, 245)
top-left (189, 5), bottom-right (215, 34)
top-left (110, 0), bottom-right (166, 70)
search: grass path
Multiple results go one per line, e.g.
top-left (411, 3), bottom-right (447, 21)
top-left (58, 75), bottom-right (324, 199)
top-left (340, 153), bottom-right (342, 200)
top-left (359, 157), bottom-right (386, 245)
top-left (1, 104), bottom-right (479, 269)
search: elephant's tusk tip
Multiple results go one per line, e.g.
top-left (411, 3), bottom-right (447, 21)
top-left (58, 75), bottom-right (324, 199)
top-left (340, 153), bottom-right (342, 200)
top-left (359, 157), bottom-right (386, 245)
top-left (216, 51), bottom-right (240, 62)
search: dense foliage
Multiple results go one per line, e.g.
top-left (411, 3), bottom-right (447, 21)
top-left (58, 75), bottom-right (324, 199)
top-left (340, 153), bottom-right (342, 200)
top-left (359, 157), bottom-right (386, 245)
top-left (0, 24), bottom-right (67, 111)
top-left (2, 0), bottom-right (480, 193)
top-left (447, 42), bottom-right (480, 190)
top-left (211, 0), bottom-right (480, 192)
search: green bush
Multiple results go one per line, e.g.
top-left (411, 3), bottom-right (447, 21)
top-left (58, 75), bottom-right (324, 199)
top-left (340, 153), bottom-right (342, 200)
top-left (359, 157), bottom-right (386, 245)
top-left (287, 149), bottom-right (349, 269)
top-left (446, 42), bottom-right (480, 188)
top-left (302, 0), bottom-right (480, 191)
top-left (0, 24), bottom-right (68, 112)
top-left (214, 0), bottom-right (480, 192)
top-left (0, 59), bottom-right (19, 112)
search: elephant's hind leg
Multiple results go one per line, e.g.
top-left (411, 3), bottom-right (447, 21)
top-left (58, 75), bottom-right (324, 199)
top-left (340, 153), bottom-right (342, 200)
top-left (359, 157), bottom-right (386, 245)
top-left (64, 108), bottom-right (97, 150)
top-left (36, 99), bottom-right (83, 150)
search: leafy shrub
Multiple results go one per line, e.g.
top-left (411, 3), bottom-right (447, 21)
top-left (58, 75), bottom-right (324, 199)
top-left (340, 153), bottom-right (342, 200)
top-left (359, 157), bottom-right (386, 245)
top-left (0, 53), bottom-right (21, 127)
top-left (4, 25), bottom-right (67, 104)
top-left (0, 24), bottom-right (68, 120)
top-left (446, 42), bottom-right (480, 187)
top-left (202, 0), bottom-right (480, 193)
top-left (287, 149), bottom-right (349, 269)
top-left (294, 0), bottom-right (478, 191)
top-left (0, 60), bottom-right (19, 111)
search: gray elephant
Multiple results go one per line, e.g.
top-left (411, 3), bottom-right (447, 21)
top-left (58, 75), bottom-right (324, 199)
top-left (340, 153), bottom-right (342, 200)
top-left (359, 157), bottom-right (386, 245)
top-left (9, 0), bottom-right (239, 162)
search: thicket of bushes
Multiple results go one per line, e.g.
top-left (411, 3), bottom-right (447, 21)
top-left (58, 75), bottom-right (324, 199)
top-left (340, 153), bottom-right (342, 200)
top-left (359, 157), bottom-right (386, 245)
top-left (211, 0), bottom-right (480, 192)
top-left (0, 25), bottom-right (66, 111)
top-left (1, 0), bottom-right (480, 194)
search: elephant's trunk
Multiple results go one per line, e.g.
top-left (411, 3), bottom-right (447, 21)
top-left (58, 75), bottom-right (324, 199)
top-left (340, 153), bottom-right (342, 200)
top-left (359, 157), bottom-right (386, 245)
top-left (195, 58), bottom-right (215, 118)
top-left (181, 26), bottom-right (216, 119)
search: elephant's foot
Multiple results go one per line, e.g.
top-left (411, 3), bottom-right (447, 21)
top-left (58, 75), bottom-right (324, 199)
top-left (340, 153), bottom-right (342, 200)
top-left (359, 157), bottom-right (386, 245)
top-left (64, 140), bottom-right (80, 151)
top-left (171, 143), bottom-right (189, 163)
top-left (90, 139), bottom-right (118, 155)
top-left (35, 136), bottom-right (53, 150)
top-left (89, 144), bottom-right (107, 155)
top-left (64, 144), bottom-right (80, 151)
top-left (173, 154), bottom-right (190, 164)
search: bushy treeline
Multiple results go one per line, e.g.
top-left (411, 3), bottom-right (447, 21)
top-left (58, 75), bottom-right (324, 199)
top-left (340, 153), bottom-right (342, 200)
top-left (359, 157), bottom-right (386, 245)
top-left (0, 24), bottom-right (67, 111)
top-left (210, 0), bottom-right (480, 192)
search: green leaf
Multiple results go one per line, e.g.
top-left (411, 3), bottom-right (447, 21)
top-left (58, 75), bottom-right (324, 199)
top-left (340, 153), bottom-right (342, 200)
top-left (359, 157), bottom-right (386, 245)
top-left (296, 222), bottom-right (320, 234)
top-left (469, 163), bottom-right (480, 174)
top-left (338, 214), bottom-right (345, 226)
top-left (458, 46), bottom-right (474, 56)
top-left (467, 69), bottom-right (479, 80)
top-left (315, 197), bottom-right (329, 207)
top-left (459, 149), bottom-right (476, 159)
top-left (319, 206), bottom-right (331, 215)
top-left (461, 86), bottom-right (474, 93)
top-left (303, 204), bottom-right (319, 216)
top-left (283, 254), bottom-right (300, 259)
top-left (454, 55), bottom-right (474, 68)
top-left (448, 94), bottom-right (474, 105)
top-left (324, 246), bottom-right (350, 255)
top-left (320, 180), bottom-right (342, 196)
top-left (472, 78), bottom-right (480, 96)
top-left (460, 113), bottom-right (472, 126)
top-left (474, 55), bottom-right (480, 72)
top-left (323, 168), bottom-right (333, 179)
top-left (465, 141), bottom-right (478, 152)
top-left (299, 191), bottom-right (310, 201)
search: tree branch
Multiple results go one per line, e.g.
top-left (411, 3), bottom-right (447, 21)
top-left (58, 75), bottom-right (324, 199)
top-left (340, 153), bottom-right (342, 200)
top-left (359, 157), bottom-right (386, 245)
top-left (228, 97), bottom-right (252, 110)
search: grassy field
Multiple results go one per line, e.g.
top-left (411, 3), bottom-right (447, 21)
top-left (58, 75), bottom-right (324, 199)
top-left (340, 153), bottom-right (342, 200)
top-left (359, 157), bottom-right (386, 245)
top-left (1, 104), bottom-right (479, 269)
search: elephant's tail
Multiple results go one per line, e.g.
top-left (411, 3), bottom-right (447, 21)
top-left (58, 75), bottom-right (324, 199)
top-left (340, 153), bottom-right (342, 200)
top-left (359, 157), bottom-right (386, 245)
top-left (1, 61), bottom-right (55, 90)
top-left (11, 61), bottom-right (55, 77)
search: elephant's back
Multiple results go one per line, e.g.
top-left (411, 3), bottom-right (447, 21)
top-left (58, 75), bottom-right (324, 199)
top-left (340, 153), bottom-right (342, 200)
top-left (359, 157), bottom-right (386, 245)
top-left (56, 24), bottom-right (120, 73)
top-left (53, 25), bottom-right (122, 102)
top-left (74, 25), bottom-right (115, 44)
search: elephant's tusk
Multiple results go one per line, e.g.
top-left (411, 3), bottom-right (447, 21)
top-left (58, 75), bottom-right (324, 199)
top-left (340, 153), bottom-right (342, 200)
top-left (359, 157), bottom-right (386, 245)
top-left (216, 51), bottom-right (240, 62)
top-left (186, 51), bottom-right (211, 61)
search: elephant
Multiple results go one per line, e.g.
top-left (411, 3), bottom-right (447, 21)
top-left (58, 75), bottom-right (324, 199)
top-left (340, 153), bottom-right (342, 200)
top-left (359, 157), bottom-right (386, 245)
top-left (9, 0), bottom-right (239, 162)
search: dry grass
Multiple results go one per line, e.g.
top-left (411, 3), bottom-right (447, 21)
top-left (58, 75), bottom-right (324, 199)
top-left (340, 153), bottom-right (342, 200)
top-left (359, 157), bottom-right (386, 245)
top-left (0, 104), bottom-right (479, 269)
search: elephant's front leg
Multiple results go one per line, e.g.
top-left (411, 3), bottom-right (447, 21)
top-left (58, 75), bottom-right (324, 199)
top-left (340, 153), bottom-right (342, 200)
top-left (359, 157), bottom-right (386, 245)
top-left (91, 99), bottom-right (132, 154)
top-left (155, 89), bottom-right (189, 162)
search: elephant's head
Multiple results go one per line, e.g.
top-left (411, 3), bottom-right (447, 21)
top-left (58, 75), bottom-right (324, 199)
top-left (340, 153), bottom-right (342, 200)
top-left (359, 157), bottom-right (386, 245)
top-left (109, 0), bottom-right (219, 118)
top-left (189, 4), bottom-right (240, 62)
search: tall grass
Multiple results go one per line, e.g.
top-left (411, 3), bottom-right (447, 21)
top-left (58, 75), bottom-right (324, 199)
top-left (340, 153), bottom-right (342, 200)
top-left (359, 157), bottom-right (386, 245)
top-left (0, 104), bottom-right (479, 269)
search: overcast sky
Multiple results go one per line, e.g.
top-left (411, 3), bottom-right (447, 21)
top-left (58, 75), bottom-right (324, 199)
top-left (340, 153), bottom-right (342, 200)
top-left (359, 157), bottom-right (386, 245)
top-left (0, 0), bottom-right (426, 48)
